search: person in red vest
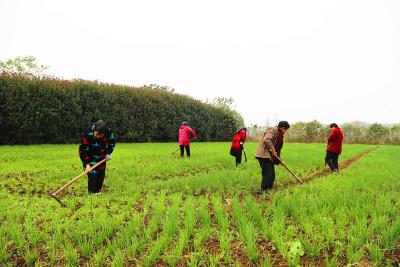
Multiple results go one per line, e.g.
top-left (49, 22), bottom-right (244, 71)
top-left (230, 128), bottom-right (247, 166)
top-left (325, 123), bottom-right (344, 172)
top-left (178, 122), bottom-right (197, 158)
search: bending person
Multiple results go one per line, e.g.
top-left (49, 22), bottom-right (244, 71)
top-left (230, 128), bottom-right (247, 166)
top-left (255, 121), bottom-right (290, 194)
top-left (79, 120), bottom-right (116, 194)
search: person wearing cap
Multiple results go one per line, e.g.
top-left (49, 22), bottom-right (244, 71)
top-left (255, 121), bottom-right (290, 194)
top-left (230, 128), bottom-right (247, 166)
top-left (325, 123), bottom-right (344, 172)
top-left (79, 120), bottom-right (116, 194)
top-left (178, 122), bottom-right (197, 158)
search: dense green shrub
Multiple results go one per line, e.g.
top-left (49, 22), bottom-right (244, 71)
top-left (0, 72), bottom-right (241, 144)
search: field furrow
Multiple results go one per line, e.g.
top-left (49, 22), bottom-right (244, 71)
top-left (1, 143), bottom-right (399, 266)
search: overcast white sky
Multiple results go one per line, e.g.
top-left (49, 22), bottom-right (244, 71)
top-left (1, 0), bottom-right (399, 126)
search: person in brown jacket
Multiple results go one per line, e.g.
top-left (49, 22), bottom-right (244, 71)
top-left (255, 121), bottom-right (290, 194)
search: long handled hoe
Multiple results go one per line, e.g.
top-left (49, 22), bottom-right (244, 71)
top-left (242, 146), bottom-right (248, 162)
top-left (50, 158), bottom-right (107, 206)
top-left (171, 147), bottom-right (180, 155)
top-left (274, 156), bottom-right (303, 183)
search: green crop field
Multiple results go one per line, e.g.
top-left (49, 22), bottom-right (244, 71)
top-left (0, 143), bottom-right (399, 266)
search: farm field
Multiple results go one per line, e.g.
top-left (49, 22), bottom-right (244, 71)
top-left (0, 142), bottom-right (399, 266)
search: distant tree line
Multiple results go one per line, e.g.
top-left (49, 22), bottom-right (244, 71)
top-left (248, 120), bottom-right (400, 145)
top-left (0, 72), bottom-right (243, 144)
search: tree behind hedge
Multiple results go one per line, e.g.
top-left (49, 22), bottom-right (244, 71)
top-left (0, 72), bottom-right (242, 144)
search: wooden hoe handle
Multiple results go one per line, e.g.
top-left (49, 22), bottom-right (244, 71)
top-left (274, 156), bottom-right (303, 183)
top-left (171, 147), bottom-right (180, 155)
top-left (51, 158), bottom-right (107, 197)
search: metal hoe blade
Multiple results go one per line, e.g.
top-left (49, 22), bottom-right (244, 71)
top-left (49, 158), bottom-right (107, 207)
top-left (50, 193), bottom-right (65, 207)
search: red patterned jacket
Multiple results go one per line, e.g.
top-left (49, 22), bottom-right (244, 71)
top-left (178, 125), bottom-right (196, 146)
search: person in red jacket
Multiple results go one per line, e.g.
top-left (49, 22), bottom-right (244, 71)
top-left (230, 128), bottom-right (247, 166)
top-left (325, 123), bottom-right (344, 172)
top-left (178, 122), bottom-right (197, 158)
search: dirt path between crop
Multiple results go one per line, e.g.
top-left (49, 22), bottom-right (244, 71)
top-left (249, 147), bottom-right (378, 201)
top-left (245, 147), bottom-right (380, 266)
top-left (276, 146), bottom-right (378, 190)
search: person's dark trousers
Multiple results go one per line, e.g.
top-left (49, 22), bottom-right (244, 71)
top-left (180, 145), bottom-right (190, 158)
top-left (257, 158), bottom-right (276, 192)
top-left (88, 170), bottom-right (106, 194)
top-left (325, 150), bottom-right (339, 171)
top-left (230, 148), bottom-right (243, 166)
top-left (236, 147), bottom-right (243, 166)
top-left (235, 152), bottom-right (242, 166)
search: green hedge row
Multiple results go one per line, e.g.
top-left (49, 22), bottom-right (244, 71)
top-left (0, 73), bottom-right (241, 144)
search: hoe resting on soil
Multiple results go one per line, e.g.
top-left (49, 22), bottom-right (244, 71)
top-left (49, 159), bottom-right (107, 207)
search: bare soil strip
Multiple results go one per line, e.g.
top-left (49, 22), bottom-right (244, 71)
top-left (151, 164), bottom-right (228, 181)
top-left (277, 147), bottom-right (378, 190)
top-left (222, 199), bottom-right (289, 266)
top-left (250, 147), bottom-right (378, 200)
top-left (384, 241), bottom-right (400, 265)
top-left (245, 147), bottom-right (379, 266)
